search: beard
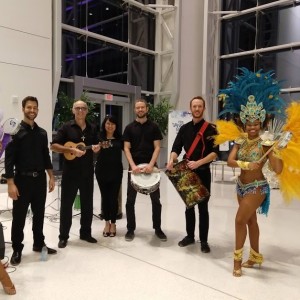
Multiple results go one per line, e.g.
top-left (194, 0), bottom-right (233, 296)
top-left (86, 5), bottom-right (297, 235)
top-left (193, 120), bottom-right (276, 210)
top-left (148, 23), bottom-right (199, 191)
top-left (24, 112), bottom-right (37, 121)
top-left (192, 111), bottom-right (203, 119)
top-left (136, 112), bottom-right (147, 119)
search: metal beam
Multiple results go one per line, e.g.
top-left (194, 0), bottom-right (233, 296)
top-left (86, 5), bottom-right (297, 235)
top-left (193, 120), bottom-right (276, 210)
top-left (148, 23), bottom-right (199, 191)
top-left (220, 41), bottom-right (300, 59)
top-left (62, 23), bottom-right (157, 55)
top-left (221, 0), bottom-right (294, 20)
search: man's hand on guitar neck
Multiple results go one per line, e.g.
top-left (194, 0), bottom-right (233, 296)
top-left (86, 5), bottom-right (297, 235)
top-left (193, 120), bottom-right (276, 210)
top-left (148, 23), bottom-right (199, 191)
top-left (92, 143), bottom-right (101, 153)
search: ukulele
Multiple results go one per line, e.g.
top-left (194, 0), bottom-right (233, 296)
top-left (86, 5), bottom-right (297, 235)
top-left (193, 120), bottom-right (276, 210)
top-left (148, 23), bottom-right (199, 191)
top-left (63, 140), bottom-right (112, 160)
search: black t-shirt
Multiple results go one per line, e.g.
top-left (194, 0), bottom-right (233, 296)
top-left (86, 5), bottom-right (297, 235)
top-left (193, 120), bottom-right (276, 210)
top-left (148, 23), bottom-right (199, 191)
top-left (122, 119), bottom-right (162, 165)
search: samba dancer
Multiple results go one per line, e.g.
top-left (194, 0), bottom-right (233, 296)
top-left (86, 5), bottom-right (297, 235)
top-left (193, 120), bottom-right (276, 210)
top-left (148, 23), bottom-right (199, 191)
top-left (216, 68), bottom-right (286, 277)
top-left (122, 99), bottom-right (167, 242)
top-left (166, 96), bottom-right (219, 253)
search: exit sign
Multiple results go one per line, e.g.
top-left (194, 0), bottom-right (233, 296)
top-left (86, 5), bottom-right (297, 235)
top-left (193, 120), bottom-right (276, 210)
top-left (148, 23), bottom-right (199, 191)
top-left (104, 94), bottom-right (113, 101)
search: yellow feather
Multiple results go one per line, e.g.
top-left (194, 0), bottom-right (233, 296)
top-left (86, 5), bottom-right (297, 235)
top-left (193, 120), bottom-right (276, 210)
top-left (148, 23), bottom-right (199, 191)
top-left (214, 120), bottom-right (244, 145)
top-left (283, 102), bottom-right (300, 140)
top-left (278, 168), bottom-right (300, 203)
top-left (277, 102), bottom-right (300, 202)
top-left (280, 142), bottom-right (300, 169)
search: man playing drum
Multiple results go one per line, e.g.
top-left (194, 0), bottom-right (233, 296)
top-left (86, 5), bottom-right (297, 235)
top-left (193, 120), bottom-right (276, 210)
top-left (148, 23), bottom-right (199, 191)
top-left (123, 99), bottom-right (167, 242)
top-left (166, 96), bottom-right (219, 253)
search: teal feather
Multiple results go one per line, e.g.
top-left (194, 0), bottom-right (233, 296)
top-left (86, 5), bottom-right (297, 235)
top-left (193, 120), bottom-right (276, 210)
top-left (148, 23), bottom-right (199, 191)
top-left (218, 68), bottom-right (286, 121)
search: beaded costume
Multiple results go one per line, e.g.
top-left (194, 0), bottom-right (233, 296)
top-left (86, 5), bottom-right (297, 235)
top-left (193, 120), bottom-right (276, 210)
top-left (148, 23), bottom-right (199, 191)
top-left (215, 68), bottom-right (300, 204)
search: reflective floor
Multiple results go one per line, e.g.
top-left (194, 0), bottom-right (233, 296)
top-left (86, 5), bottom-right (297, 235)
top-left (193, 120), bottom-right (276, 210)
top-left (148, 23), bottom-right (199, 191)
top-left (1, 167), bottom-right (300, 300)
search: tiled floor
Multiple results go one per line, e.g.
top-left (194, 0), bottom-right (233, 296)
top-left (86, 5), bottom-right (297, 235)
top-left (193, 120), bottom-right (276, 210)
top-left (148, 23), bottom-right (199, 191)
top-left (1, 168), bottom-right (300, 300)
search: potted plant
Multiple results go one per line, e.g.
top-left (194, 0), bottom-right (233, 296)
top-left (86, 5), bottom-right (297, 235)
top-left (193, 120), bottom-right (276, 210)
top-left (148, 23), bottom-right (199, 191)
top-left (148, 98), bottom-right (173, 136)
top-left (147, 98), bottom-right (173, 167)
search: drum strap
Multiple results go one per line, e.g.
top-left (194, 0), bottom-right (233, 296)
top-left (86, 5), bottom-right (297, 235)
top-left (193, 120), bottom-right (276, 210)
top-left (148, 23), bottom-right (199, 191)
top-left (186, 121), bottom-right (209, 160)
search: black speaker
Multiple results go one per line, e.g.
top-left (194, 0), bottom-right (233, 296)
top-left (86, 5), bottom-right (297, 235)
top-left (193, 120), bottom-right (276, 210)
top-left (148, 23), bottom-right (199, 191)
top-left (0, 222), bottom-right (5, 259)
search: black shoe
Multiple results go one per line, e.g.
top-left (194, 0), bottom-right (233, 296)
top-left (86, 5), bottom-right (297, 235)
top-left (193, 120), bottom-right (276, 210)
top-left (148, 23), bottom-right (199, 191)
top-left (58, 239), bottom-right (68, 248)
top-left (33, 245), bottom-right (57, 255)
top-left (201, 242), bottom-right (211, 253)
top-left (10, 251), bottom-right (22, 266)
top-left (80, 236), bottom-right (97, 243)
top-left (125, 231), bottom-right (134, 241)
top-left (155, 229), bottom-right (167, 241)
top-left (178, 236), bottom-right (195, 247)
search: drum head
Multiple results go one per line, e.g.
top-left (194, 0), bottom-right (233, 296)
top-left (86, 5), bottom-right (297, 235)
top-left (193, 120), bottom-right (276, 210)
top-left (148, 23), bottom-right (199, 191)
top-left (130, 164), bottom-right (160, 195)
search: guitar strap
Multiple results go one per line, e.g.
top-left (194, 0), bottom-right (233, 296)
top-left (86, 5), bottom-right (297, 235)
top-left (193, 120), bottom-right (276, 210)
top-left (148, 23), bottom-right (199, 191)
top-left (186, 121), bottom-right (209, 160)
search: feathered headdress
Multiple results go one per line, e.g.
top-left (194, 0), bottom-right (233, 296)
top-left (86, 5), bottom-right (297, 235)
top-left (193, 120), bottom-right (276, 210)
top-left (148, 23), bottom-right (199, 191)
top-left (218, 67), bottom-right (286, 124)
top-left (215, 68), bottom-right (287, 144)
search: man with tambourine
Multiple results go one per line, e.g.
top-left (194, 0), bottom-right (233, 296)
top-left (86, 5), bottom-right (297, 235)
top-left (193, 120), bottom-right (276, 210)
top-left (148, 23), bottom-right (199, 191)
top-left (166, 96), bottom-right (219, 253)
top-left (123, 99), bottom-right (167, 242)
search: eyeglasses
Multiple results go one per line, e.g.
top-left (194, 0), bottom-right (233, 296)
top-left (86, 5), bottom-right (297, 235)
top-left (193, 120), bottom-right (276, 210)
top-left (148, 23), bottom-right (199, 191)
top-left (74, 107), bottom-right (87, 111)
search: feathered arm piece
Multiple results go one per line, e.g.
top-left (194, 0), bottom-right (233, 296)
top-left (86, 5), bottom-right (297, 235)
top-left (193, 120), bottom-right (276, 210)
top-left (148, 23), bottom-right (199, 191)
top-left (214, 120), bottom-right (245, 145)
top-left (277, 102), bottom-right (300, 202)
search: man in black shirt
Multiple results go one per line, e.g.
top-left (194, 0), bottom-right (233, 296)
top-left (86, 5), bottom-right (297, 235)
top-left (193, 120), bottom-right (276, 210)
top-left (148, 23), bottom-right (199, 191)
top-left (5, 96), bottom-right (57, 266)
top-left (166, 96), bottom-right (218, 253)
top-left (123, 99), bottom-right (167, 242)
top-left (51, 100), bottom-right (100, 248)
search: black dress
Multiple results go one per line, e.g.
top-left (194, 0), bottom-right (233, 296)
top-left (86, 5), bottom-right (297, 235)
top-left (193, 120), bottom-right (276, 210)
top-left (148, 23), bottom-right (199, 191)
top-left (95, 138), bottom-right (123, 223)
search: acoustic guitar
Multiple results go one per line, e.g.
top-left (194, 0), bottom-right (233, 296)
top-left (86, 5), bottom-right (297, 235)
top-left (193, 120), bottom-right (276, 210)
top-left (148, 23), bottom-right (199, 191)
top-left (63, 141), bottom-right (111, 160)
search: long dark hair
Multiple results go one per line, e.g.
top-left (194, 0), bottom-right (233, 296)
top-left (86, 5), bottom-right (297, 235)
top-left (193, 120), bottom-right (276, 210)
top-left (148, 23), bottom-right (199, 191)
top-left (100, 114), bottom-right (121, 139)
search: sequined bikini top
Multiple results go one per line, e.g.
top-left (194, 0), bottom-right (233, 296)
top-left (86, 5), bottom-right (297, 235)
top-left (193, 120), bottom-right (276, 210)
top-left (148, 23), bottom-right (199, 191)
top-left (237, 137), bottom-right (264, 162)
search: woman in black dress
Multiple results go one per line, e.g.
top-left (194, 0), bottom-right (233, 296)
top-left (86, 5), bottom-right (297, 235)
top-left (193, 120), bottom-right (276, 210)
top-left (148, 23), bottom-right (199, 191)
top-left (95, 115), bottom-right (123, 237)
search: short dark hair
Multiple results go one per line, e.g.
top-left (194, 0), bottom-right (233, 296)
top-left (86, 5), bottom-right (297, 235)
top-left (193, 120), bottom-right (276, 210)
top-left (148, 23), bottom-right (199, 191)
top-left (190, 96), bottom-right (205, 108)
top-left (22, 96), bottom-right (38, 108)
top-left (135, 98), bottom-right (148, 107)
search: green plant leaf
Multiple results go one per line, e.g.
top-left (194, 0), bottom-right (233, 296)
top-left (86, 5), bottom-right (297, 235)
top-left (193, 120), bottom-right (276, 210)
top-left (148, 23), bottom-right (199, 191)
top-left (148, 98), bottom-right (173, 136)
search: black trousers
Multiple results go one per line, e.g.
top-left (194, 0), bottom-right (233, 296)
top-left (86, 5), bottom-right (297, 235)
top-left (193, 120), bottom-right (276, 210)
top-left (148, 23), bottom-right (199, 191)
top-left (59, 172), bottom-right (94, 240)
top-left (126, 173), bottom-right (162, 232)
top-left (96, 175), bottom-right (121, 223)
top-left (11, 173), bottom-right (47, 252)
top-left (185, 168), bottom-right (211, 242)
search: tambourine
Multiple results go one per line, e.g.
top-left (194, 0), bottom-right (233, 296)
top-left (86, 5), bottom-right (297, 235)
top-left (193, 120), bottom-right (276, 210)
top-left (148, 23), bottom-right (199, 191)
top-left (2, 118), bottom-right (21, 135)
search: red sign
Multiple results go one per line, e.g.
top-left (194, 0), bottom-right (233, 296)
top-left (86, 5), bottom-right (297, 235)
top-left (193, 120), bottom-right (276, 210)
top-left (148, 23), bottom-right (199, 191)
top-left (104, 94), bottom-right (113, 101)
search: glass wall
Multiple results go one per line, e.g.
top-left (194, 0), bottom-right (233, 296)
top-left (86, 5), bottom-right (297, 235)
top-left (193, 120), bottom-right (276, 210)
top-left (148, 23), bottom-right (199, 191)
top-left (61, 0), bottom-right (156, 91)
top-left (220, 0), bottom-right (300, 105)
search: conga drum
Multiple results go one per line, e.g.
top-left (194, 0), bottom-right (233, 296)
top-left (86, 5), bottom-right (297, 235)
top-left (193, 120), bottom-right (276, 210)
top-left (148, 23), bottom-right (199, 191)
top-left (165, 160), bottom-right (209, 208)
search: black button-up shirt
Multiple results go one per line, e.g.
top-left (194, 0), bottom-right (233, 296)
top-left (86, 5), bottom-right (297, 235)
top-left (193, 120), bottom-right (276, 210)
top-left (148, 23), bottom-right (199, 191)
top-left (5, 121), bottom-right (53, 178)
top-left (171, 119), bottom-right (219, 169)
top-left (51, 120), bottom-right (99, 176)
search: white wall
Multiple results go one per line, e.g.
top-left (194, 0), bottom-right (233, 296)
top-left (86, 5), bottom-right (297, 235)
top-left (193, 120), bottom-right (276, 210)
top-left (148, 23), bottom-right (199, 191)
top-left (0, 0), bottom-right (52, 137)
top-left (177, 0), bottom-right (205, 111)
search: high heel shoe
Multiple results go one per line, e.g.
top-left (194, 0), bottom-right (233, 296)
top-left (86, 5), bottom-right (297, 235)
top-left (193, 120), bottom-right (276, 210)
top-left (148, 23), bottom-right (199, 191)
top-left (0, 263), bottom-right (16, 295)
top-left (242, 248), bottom-right (263, 268)
top-left (103, 223), bottom-right (110, 237)
top-left (109, 224), bottom-right (116, 237)
top-left (233, 248), bottom-right (243, 277)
